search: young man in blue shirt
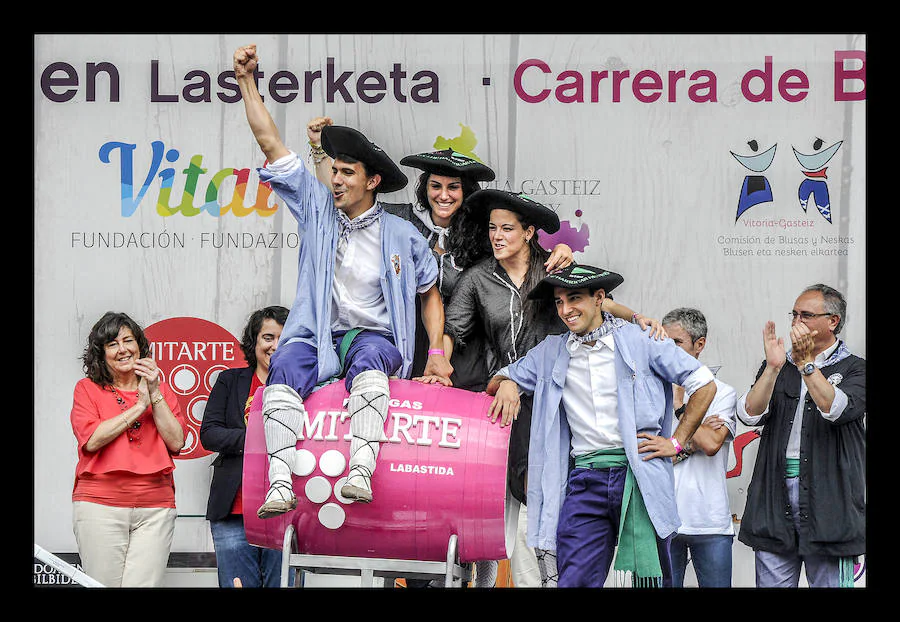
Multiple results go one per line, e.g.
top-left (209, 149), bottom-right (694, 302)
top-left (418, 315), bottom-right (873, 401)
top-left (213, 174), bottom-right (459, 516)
top-left (486, 264), bottom-right (716, 587)
top-left (233, 44), bottom-right (453, 517)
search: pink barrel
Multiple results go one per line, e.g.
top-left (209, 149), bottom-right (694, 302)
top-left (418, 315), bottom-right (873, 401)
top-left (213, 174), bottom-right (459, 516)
top-left (243, 379), bottom-right (514, 563)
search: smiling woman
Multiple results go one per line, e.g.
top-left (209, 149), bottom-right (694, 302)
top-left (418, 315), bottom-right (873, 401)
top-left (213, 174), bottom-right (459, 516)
top-left (69, 311), bottom-right (188, 587)
top-left (199, 305), bottom-right (292, 588)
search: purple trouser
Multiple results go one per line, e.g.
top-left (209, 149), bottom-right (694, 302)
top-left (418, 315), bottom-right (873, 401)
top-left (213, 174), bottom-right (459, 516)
top-left (556, 467), bottom-right (673, 588)
top-left (267, 330), bottom-right (403, 399)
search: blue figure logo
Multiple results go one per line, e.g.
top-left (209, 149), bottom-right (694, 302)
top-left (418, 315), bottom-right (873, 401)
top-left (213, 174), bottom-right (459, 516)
top-left (793, 138), bottom-right (843, 223)
top-left (730, 140), bottom-right (777, 221)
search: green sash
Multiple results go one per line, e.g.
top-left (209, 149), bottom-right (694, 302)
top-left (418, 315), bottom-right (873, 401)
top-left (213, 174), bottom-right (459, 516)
top-left (575, 448), bottom-right (663, 586)
top-left (314, 328), bottom-right (365, 391)
top-left (785, 457), bottom-right (800, 478)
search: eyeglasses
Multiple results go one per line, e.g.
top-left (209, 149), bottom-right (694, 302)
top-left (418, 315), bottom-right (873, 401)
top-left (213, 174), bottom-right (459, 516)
top-left (790, 311), bottom-right (833, 321)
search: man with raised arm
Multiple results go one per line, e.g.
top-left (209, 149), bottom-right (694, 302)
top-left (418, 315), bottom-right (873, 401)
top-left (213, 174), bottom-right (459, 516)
top-left (232, 44), bottom-right (452, 516)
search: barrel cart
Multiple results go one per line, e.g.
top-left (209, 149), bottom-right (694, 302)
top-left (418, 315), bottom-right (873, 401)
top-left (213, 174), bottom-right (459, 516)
top-left (243, 379), bottom-right (517, 587)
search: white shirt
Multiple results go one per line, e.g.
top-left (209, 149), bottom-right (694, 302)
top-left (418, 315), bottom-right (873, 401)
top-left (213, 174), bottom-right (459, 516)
top-left (737, 339), bottom-right (849, 458)
top-left (562, 332), bottom-right (715, 458)
top-left (562, 334), bottom-right (622, 456)
top-left (331, 203), bottom-right (391, 334)
top-left (267, 152), bottom-right (392, 335)
top-left (674, 377), bottom-right (737, 535)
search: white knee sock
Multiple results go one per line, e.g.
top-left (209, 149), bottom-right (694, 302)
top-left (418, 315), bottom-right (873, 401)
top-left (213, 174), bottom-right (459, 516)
top-left (345, 370), bottom-right (390, 492)
top-left (261, 384), bottom-right (305, 504)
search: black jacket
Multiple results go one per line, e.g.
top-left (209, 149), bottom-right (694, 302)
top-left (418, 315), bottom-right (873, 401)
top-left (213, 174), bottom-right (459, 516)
top-left (444, 256), bottom-right (566, 503)
top-left (737, 348), bottom-right (866, 558)
top-left (199, 366), bottom-right (255, 521)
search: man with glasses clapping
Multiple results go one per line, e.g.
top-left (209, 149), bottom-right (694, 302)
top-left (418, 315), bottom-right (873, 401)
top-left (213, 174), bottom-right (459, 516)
top-left (736, 284), bottom-right (865, 588)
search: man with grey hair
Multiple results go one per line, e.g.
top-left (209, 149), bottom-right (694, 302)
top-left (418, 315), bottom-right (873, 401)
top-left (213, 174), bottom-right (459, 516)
top-left (661, 308), bottom-right (737, 587)
top-left (737, 284), bottom-right (865, 587)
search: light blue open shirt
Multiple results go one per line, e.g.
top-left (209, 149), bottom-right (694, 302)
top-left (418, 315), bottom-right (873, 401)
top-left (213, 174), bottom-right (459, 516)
top-left (259, 156), bottom-right (438, 385)
top-left (496, 321), bottom-right (715, 551)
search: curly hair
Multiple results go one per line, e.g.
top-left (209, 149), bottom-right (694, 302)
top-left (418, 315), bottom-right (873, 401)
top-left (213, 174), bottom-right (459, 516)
top-left (240, 305), bottom-right (289, 368)
top-left (81, 311), bottom-right (151, 387)
top-left (447, 203), bottom-right (554, 324)
top-left (444, 199), bottom-right (493, 269)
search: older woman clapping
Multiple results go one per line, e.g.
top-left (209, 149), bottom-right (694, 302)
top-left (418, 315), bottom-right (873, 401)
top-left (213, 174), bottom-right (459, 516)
top-left (70, 311), bottom-right (187, 587)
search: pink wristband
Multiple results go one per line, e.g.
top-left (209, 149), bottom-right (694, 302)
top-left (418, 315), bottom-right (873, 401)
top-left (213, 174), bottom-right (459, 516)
top-left (427, 349), bottom-right (445, 356)
top-left (670, 437), bottom-right (683, 453)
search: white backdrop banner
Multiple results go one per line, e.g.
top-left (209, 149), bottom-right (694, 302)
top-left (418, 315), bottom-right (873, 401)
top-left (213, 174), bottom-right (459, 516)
top-left (34, 34), bottom-right (866, 587)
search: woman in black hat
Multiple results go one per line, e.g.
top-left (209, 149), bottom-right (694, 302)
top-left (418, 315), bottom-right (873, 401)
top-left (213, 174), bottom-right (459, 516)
top-left (441, 189), bottom-right (666, 587)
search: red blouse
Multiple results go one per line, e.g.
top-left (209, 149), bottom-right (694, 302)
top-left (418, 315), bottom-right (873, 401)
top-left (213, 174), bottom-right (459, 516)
top-left (70, 378), bottom-right (188, 508)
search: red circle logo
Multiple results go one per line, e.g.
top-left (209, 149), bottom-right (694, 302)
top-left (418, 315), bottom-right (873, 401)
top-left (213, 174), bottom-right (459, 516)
top-left (145, 317), bottom-right (246, 460)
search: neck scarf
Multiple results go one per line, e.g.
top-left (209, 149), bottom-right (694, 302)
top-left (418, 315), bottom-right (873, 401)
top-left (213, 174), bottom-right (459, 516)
top-left (413, 205), bottom-right (449, 250)
top-left (337, 203), bottom-right (383, 247)
top-left (565, 312), bottom-right (623, 352)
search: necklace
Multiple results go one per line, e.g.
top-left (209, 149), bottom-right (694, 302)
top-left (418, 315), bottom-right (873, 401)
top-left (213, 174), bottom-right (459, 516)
top-left (109, 385), bottom-right (143, 444)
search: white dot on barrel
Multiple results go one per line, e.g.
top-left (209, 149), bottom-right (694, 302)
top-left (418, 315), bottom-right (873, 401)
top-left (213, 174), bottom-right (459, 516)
top-left (292, 449), bottom-right (316, 476)
top-left (334, 477), bottom-right (354, 504)
top-left (173, 367), bottom-right (198, 392)
top-left (305, 476), bottom-right (332, 504)
top-left (318, 502), bottom-right (346, 529)
top-left (319, 449), bottom-right (346, 477)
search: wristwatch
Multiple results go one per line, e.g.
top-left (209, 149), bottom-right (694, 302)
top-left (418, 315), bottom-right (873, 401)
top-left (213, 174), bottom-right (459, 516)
top-left (799, 362), bottom-right (816, 376)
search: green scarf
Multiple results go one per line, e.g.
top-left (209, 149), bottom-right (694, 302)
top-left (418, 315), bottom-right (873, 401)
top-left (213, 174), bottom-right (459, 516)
top-left (785, 457), bottom-right (800, 478)
top-left (784, 459), bottom-right (855, 587)
top-left (574, 448), bottom-right (663, 587)
top-left (839, 557), bottom-right (856, 588)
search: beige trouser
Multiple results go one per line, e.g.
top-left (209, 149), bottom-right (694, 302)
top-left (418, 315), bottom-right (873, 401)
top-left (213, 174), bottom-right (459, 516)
top-left (72, 501), bottom-right (176, 587)
top-left (510, 502), bottom-right (542, 587)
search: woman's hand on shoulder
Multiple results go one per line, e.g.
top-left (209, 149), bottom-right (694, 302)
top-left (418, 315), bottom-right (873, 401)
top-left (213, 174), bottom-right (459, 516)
top-left (544, 244), bottom-right (574, 273)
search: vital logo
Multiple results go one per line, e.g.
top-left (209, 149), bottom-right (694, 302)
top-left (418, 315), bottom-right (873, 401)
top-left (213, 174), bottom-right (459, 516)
top-left (144, 317), bottom-right (245, 459)
top-left (99, 140), bottom-right (279, 218)
top-left (433, 123), bottom-right (482, 161)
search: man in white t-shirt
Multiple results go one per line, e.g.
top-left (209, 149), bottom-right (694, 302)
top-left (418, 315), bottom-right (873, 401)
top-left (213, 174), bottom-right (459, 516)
top-left (662, 307), bottom-right (736, 588)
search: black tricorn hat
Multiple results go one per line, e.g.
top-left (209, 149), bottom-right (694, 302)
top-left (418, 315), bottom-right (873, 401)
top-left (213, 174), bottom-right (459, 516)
top-left (321, 125), bottom-right (408, 193)
top-left (527, 264), bottom-right (624, 300)
top-left (465, 189), bottom-right (560, 234)
top-left (399, 149), bottom-right (496, 182)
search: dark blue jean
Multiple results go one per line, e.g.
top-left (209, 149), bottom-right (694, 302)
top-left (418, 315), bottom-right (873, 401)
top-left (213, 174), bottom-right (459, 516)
top-left (670, 533), bottom-right (734, 587)
top-left (210, 515), bottom-right (288, 588)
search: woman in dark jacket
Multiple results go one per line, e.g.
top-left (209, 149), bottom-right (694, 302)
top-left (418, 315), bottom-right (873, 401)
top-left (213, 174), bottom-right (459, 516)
top-left (200, 305), bottom-right (289, 588)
